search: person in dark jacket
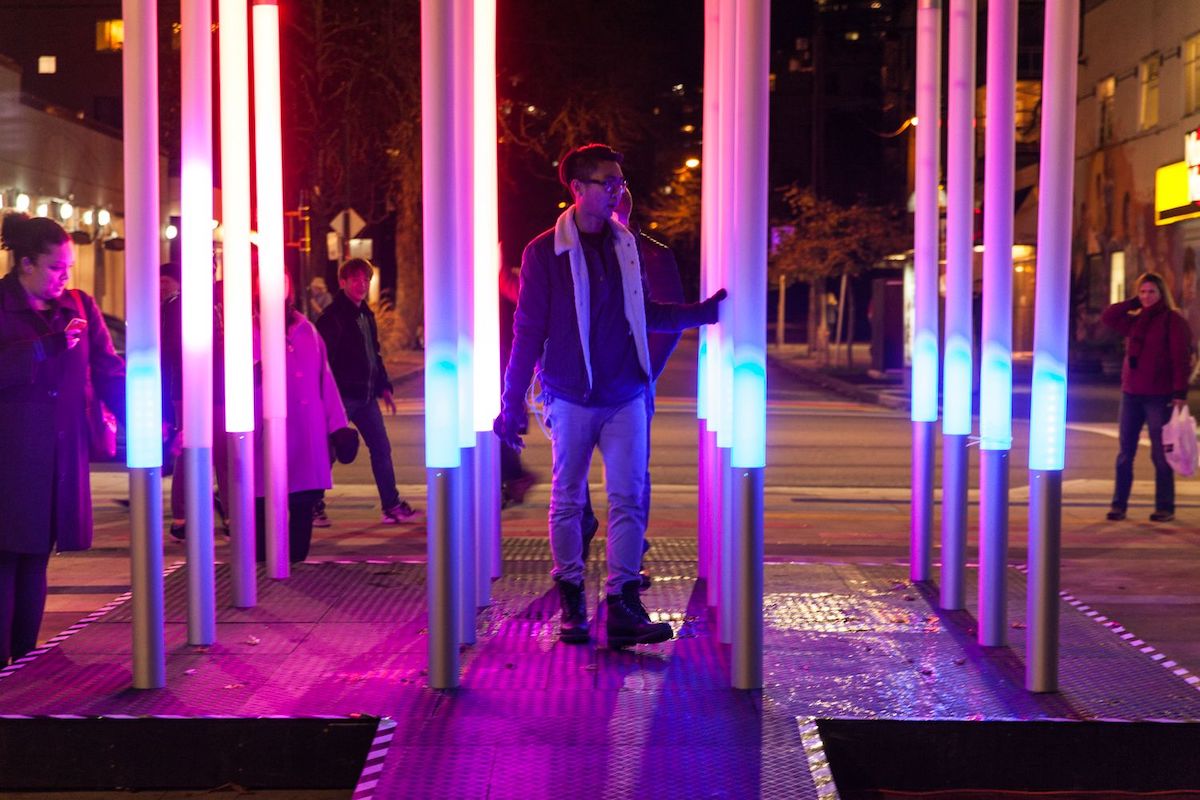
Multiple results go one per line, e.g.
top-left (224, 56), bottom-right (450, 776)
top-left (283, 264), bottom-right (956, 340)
top-left (0, 212), bottom-right (124, 665)
top-left (494, 143), bottom-right (726, 648)
top-left (1101, 272), bottom-right (1193, 522)
top-left (315, 258), bottom-right (415, 525)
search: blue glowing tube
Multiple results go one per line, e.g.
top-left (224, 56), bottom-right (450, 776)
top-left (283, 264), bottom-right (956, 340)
top-left (912, 0), bottom-right (942, 425)
top-left (1027, 0), bottom-right (1079, 472)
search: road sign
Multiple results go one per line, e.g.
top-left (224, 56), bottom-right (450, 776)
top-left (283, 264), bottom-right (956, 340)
top-left (330, 207), bottom-right (366, 239)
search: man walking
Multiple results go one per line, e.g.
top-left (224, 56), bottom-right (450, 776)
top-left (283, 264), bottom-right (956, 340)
top-left (495, 144), bottom-right (725, 647)
top-left (316, 258), bottom-right (415, 525)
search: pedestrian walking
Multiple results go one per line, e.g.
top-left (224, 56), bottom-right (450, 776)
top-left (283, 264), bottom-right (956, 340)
top-left (0, 212), bottom-right (124, 665)
top-left (1101, 272), bottom-right (1193, 523)
top-left (315, 258), bottom-right (415, 525)
top-left (494, 143), bottom-right (726, 647)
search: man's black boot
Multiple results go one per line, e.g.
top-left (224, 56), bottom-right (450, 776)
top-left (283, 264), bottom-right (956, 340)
top-left (556, 578), bottom-right (590, 644)
top-left (605, 580), bottom-right (673, 647)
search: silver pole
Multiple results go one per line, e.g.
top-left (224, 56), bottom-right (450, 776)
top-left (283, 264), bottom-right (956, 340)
top-left (718, 446), bottom-right (733, 644)
top-left (226, 432), bottom-right (256, 609)
top-left (183, 447), bottom-right (218, 637)
top-left (1026, 469), bottom-right (1061, 692)
top-left (979, 448), bottom-right (1008, 645)
top-left (428, 467), bottom-right (459, 689)
top-left (732, 467), bottom-right (764, 689)
top-left (457, 447), bottom-right (476, 645)
top-left (911, 421), bottom-right (935, 582)
top-left (263, 416), bottom-right (289, 577)
top-left (940, 433), bottom-right (968, 609)
top-left (130, 468), bottom-right (165, 689)
top-left (184, 443), bottom-right (218, 642)
top-left (475, 431), bottom-right (497, 605)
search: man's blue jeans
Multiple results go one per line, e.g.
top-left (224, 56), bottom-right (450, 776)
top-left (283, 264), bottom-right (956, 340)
top-left (546, 392), bottom-right (648, 594)
top-left (344, 398), bottom-right (401, 511)
top-left (1112, 392), bottom-right (1174, 513)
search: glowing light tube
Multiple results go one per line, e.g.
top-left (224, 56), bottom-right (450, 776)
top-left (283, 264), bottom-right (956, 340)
top-left (1028, 0), bottom-right (1080, 472)
top-left (181, 0), bottom-right (214, 448)
top-left (253, 0), bottom-right (289, 575)
top-left (219, 0), bottom-right (254, 433)
top-left (698, 0), bottom-right (719, 423)
top-left (122, 0), bottom-right (163, 468)
top-left (422, 0), bottom-right (460, 469)
top-left (942, 0), bottom-right (975, 437)
top-left (121, 0), bottom-right (165, 691)
top-left (980, 0), bottom-right (1016, 452)
top-left (912, 0), bottom-right (942, 424)
top-left (730, 0), bottom-right (768, 470)
top-left (454, 0), bottom-right (474, 450)
top-left (252, 1), bottom-right (285, 420)
top-left (715, 0), bottom-right (736, 449)
top-left (472, 0), bottom-right (500, 432)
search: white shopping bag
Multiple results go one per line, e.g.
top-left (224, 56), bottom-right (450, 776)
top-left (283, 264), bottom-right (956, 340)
top-left (1163, 404), bottom-right (1199, 477)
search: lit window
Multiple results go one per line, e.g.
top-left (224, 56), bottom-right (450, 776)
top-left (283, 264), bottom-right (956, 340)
top-left (1097, 76), bottom-right (1116, 145)
top-left (37, 56), bottom-right (56, 74)
top-left (96, 19), bottom-right (124, 52)
top-left (1139, 54), bottom-right (1160, 130)
top-left (1186, 34), bottom-right (1200, 114)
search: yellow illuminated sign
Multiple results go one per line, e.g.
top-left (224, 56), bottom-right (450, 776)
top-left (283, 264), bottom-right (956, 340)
top-left (1155, 161), bottom-right (1200, 225)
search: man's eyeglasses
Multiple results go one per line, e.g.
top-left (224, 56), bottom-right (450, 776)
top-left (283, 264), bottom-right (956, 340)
top-left (578, 177), bottom-right (628, 194)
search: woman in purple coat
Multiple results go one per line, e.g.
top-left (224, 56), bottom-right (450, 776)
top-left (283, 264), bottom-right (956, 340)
top-left (0, 213), bottom-right (124, 665)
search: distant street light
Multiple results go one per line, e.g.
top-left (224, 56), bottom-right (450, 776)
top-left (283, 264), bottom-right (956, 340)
top-left (685, 157), bottom-right (701, 169)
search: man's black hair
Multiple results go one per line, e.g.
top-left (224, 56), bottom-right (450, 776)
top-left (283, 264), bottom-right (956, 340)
top-left (558, 143), bottom-right (624, 190)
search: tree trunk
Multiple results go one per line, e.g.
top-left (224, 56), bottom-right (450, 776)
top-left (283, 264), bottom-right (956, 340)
top-left (846, 280), bottom-right (856, 369)
top-left (807, 280), bottom-right (823, 357)
top-left (775, 274), bottom-right (786, 349)
top-left (834, 272), bottom-right (848, 366)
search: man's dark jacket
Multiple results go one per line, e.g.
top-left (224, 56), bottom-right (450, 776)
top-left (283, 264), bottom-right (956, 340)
top-left (502, 219), bottom-right (716, 413)
top-left (316, 290), bottom-right (392, 405)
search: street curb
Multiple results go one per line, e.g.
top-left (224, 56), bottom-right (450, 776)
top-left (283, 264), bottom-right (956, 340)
top-left (766, 352), bottom-right (910, 412)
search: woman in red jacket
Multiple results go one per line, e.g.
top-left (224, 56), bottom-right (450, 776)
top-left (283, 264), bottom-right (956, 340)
top-left (1101, 272), bottom-right (1193, 522)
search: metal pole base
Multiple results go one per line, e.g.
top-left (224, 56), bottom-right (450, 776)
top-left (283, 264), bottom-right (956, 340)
top-left (227, 432), bottom-right (256, 610)
top-left (732, 467), bottom-right (764, 690)
top-left (978, 448), bottom-right (1009, 646)
top-left (457, 448), bottom-right (476, 646)
top-left (911, 421), bottom-right (935, 582)
top-left (263, 416), bottom-right (289, 579)
top-left (182, 447), bottom-right (217, 635)
top-left (1026, 468), bottom-right (1061, 693)
top-left (428, 467), bottom-right (460, 689)
top-left (130, 468), bottom-right (165, 689)
top-left (940, 432), bottom-right (968, 610)
top-left (475, 431), bottom-right (498, 606)
top-left (186, 448), bottom-right (218, 640)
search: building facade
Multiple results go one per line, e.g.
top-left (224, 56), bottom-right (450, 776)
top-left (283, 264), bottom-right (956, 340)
top-left (1074, 0), bottom-right (1200, 359)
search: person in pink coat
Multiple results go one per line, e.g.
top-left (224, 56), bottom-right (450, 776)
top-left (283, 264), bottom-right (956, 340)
top-left (253, 274), bottom-right (355, 562)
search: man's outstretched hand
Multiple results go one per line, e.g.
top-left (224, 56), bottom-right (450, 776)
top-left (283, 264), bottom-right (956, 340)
top-left (493, 403), bottom-right (527, 452)
top-left (701, 287), bottom-right (728, 323)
